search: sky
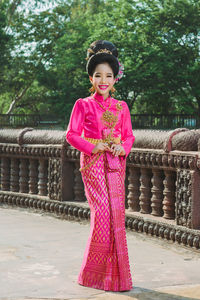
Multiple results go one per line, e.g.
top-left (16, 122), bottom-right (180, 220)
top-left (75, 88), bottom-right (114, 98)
top-left (17, 0), bottom-right (59, 15)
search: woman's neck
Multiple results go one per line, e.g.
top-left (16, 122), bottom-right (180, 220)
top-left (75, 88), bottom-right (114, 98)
top-left (103, 92), bottom-right (109, 100)
top-left (94, 91), bottom-right (110, 101)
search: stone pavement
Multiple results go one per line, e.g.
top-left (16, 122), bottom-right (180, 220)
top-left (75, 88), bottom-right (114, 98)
top-left (0, 206), bottom-right (200, 300)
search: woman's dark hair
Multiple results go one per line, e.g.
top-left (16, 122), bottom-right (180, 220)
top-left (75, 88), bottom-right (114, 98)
top-left (86, 40), bottom-right (119, 77)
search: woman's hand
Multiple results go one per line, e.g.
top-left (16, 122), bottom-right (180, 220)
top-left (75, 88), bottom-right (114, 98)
top-left (110, 144), bottom-right (126, 156)
top-left (92, 142), bottom-right (110, 154)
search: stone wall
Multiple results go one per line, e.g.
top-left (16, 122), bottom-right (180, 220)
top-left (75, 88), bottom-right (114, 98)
top-left (1, 127), bottom-right (200, 249)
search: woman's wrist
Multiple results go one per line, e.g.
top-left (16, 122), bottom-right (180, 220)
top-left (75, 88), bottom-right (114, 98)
top-left (119, 145), bottom-right (126, 156)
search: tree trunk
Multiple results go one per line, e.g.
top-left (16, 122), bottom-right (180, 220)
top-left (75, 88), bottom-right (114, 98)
top-left (6, 83), bottom-right (32, 114)
top-left (5, 0), bottom-right (23, 32)
top-left (129, 93), bottom-right (138, 112)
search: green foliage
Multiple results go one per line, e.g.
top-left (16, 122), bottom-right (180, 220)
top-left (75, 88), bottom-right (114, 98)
top-left (0, 0), bottom-right (199, 120)
top-left (0, 1), bottom-right (13, 96)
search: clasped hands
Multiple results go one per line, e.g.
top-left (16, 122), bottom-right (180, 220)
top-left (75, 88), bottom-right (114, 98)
top-left (92, 142), bottom-right (125, 156)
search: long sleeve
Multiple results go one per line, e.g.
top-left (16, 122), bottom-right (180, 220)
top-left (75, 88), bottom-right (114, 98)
top-left (66, 99), bottom-right (96, 156)
top-left (121, 102), bottom-right (135, 158)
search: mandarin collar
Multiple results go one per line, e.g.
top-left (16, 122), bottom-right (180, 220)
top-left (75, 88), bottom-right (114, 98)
top-left (93, 92), bottom-right (111, 102)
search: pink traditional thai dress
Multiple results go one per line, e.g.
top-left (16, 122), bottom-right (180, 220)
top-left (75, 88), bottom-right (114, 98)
top-left (66, 91), bottom-right (135, 291)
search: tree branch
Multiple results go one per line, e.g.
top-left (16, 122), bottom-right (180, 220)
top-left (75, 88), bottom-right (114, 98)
top-left (6, 81), bottom-right (33, 114)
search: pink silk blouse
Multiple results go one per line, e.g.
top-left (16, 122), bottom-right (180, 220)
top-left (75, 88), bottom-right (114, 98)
top-left (66, 92), bottom-right (135, 158)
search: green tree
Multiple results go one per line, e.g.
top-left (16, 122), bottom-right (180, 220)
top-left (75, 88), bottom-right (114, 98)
top-left (0, 0), bottom-right (199, 120)
top-left (87, 0), bottom-right (200, 114)
top-left (0, 1), bottom-right (12, 112)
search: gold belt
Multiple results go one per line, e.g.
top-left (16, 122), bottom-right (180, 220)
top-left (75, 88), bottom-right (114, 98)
top-left (79, 136), bottom-right (121, 172)
top-left (85, 136), bottom-right (121, 145)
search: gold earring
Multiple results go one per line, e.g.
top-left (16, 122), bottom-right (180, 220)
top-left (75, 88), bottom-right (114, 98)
top-left (89, 85), bottom-right (95, 95)
top-left (111, 87), bottom-right (116, 97)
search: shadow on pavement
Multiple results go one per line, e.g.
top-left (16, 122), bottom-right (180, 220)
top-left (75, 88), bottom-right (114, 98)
top-left (87, 286), bottom-right (200, 300)
top-left (116, 287), bottom-right (200, 300)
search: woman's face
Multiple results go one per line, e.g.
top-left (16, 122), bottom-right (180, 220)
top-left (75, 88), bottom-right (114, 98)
top-left (89, 62), bottom-right (116, 99)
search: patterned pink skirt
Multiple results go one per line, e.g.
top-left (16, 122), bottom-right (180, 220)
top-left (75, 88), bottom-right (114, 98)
top-left (77, 151), bottom-right (133, 291)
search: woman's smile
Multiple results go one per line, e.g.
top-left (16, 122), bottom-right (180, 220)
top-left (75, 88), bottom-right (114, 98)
top-left (99, 84), bottom-right (109, 90)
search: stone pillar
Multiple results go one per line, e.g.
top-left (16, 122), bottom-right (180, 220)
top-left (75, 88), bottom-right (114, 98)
top-left (38, 159), bottom-right (48, 196)
top-left (29, 159), bottom-right (38, 194)
top-left (19, 159), bottom-right (29, 193)
top-left (163, 170), bottom-right (176, 219)
top-left (139, 168), bottom-right (152, 214)
top-left (10, 158), bottom-right (19, 192)
top-left (74, 161), bottom-right (85, 201)
top-left (1, 157), bottom-right (10, 191)
top-left (151, 169), bottom-right (164, 216)
top-left (127, 167), bottom-right (140, 211)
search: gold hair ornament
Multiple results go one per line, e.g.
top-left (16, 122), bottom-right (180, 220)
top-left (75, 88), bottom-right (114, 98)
top-left (86, 48), bottom-right (112, 61)
top-left (96, 49), bottom-right (112, 55)
top-left (86, 48), bottom-right (95, 60)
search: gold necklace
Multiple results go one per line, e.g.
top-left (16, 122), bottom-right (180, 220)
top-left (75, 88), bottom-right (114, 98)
top-left (93, 97), bottom-right (118, 128)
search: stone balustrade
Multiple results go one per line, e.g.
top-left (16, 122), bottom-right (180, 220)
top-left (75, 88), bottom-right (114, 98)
top-left (1, 127), bottom-right (200, 249)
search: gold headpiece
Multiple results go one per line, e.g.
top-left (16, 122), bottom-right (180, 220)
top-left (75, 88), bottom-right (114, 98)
top-left (96, 49), bottom-right (112, 55)
top-left (86, 48), bottom-right (112, 60)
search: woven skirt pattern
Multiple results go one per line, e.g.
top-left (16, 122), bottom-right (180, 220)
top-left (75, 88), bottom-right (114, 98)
top-left (77, 151), bottom-right (133, 291)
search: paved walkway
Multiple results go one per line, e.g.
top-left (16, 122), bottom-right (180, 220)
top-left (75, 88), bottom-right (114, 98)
top-left (0, 206), bottom-right (200, 300)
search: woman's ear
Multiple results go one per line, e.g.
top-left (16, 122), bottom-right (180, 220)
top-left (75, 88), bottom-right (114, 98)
top-left (89, 76), bottom-right (93, 84)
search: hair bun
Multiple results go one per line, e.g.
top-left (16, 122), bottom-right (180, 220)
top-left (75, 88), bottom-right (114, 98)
top-left (86, 40), bottom-right (118, 60)
top-left (86, 40), bottom-right (119, 77)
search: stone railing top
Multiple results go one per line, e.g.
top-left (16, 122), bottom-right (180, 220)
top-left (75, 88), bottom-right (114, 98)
top-left (0, 128), bottom-right (67, 145)
top-left (133, 128), bottom-right (200, 152)
top-left (0, 127), bottom-right (200, 151)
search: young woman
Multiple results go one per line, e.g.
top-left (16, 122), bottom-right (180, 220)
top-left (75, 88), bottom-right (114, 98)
top-left (66, 40), bottom-right (135, 291)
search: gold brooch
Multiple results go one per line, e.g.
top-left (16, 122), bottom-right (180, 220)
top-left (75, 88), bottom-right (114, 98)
top-left (116, 102), bottom-right (123, 111)
top-left (101, 111), bottom-right (118, 128)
